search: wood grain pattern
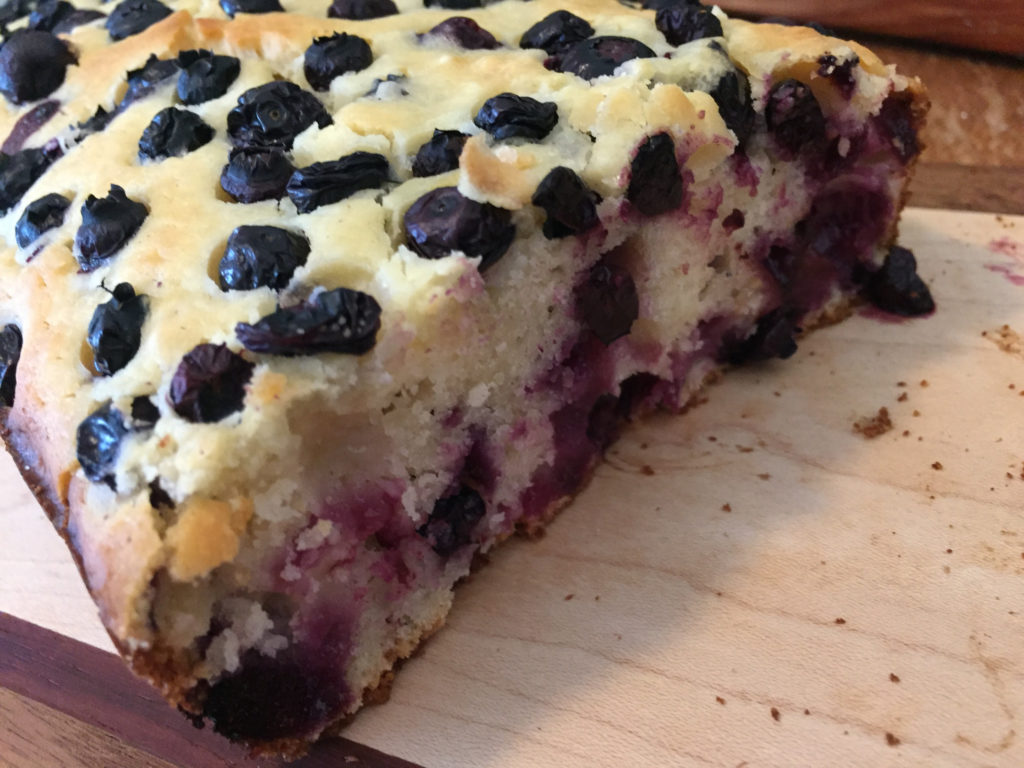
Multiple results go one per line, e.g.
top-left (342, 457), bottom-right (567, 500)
top-left (909, 165), bottom-right (1024, 215)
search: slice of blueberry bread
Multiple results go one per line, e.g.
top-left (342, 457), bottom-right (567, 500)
top-left (0, 0), bottom-right (930, 756)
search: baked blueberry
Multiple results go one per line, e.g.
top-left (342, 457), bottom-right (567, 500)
top-left (2, 99), bottom-right (60, 154)
top-left (286, 152), bottom-right (390, 214)
top-left (76, 402), bottom-right (129, 487)
top-left (411, 129), bottom-right (468, 177)
top-left (865, 245), bottom-right (934, 317)
top-left (404, 186), bottom-right (515, 271)
top-left (474, 93), bottom-right (558, 141)
top-left (0, 29), bottom-right (76, 105)
top-left (424, 17), bottom-right (500, 50)
top-left (106, 0), bottom-right (172, 41)
top-left (220, 146), bottom-right (295, 203)
top-left (227, 81), bottom-right (332, 149)
top-left (75, 185), bottom-right (148, 272)
top-left (723, 308), bottom-right (798, 364)
top-left (765, 79), bottom-right (826, 157)
top-left (877, 91), bottom-right (919, 164)
top-left (131, 395), bottom-right (160, 428)
top-left (218, 225), bottom-right (310, 291)
top-left (304, 33), bottom-right (374, 92)
top-left (328, 0), bottom-right (397, 19)
top-left (219, 0), bottom-right (282, 16)
top-left (0, 0), bottom-right (32, 25)
top-left (576, 262), bottom-right (639, 345)
top-left (121, 55), bottom-right (179, 107)
top-left (817, 53), bottom-right (858, 100)
top-left (50, 7), bottom-right (105, 34)
top-left (423, 0), bottom-right (481, 9)
top-left (87, 283), bottom-right (148, 376)
top-left (169, 343), bottom-right (254, 423)
top-left (28, 0), bottom-right (74, 32)
top-left (655, 4), bottom-right (721, 45)
top-left (15, 192), bottom-right (70, 248)
top-left (0, 324), bottom-right (22, 407)
top-left (417, 486), bottom-right (485, 556)
top-left (555, 36), bottom-right (656, 80)
top-left (79, 106), bottom-right (115, 135)
top-left (176, 49), bottom-right (241, 105)
top-left (519, 10), bottom-right (593, 55)
top-left (709, 70), bottom-right (754, 149)
top-left (627, 132), bottom-right (682, 216)
top-left (138, 107), bottom-right (215, 161)
top-left (0, 147), bottom-right (57, 215)
top-left (531, 166), bottom-right (600, 239)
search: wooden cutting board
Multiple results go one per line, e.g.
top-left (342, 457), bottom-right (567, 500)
top-left (2, 206), bottom-right (1023, 768)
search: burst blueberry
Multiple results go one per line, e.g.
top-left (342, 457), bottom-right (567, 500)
top-left (0, 147), bottom-right (55, 214)
top-left (555, 36), bottom-right (656, 80)
top-left (219, 0), bottom-right (282, 16)
top-left (87, 283), bottom-right (148, 376)
top-left (865, 245), bottom-right (934, 317)
top-left (220, 146), bottom-right (295, 203)
top-left (655, 4), bottom-right (721, 45)
top-left (227, 81), bottom-right (332, 149)
top-left (723, 308), bottom-right (798, 364)
top-left (627, 132), bottom-right (682, 216)
top-left (75, 185), bottom-right (149, 272)
top-left (411, 129), bottom-right (468, 177)
top-left (531, 166), bottom-right (599, 239)
top-left (404, 186), bottom-right (515, 272)
top-left (106, 0), bottom-right (171, 40)
top-left (424, 17), bottom-right (500, 50)
top-left (304, 33), bottom-right (373, 92)
top-left (169, 343), bottom-right (254, 423)
top-left (76, 402), bottom-right (129, 487)
top-left (817, 53), bottom-right (858, 100)
top-left (0, 324), bottom-right (22, 407)
top-left (138, 107), bottom-right (215, 161)
top-left (765, 79), bottom-right (827, 157)
top-left (218, 225), bottom-right (310, 291)
top-left (177, 49), bottom-right (240, 105)
top-left (417, 486), bottom-right (485, 556)
top-left (131, 395), bottom-right (160, 428)
top-left (474, 93), bottom-right (558, 141)
top-left (576, 262), bottom-right (639, 345)
top-left (120, 55), bottom-right (179, 107)
top-left (328, 0), bottom-right (397, 18)
top-left (286, 152), bottom-right (390, 214)
top-left (0, 30), bottom-right (76, 105)
top-left (519, 10), bottom-right (593, 55)
top-left (709, 70), bottom-right (755, 149)
top-left (15, 192), bottom-right (70, 248)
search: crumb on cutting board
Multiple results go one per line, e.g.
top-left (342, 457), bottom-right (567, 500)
top-left (853, 407), bottom-right (893, 438)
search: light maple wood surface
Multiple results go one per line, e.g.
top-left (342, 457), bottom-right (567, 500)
top-left (2, 207), bottom-right (1023, 767)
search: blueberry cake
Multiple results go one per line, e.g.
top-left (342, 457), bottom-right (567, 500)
top-left (0, 0), bottom-right (930, 756)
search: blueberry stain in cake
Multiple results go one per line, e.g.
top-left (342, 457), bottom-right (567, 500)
top-left (286, 152), bottom-right (391, 213)
top-left (328, 0), bottom-right (397, 19)
top-left (76, 402), bottom-right (129, 487)
top-left (474, 93), bottom-right (558, 141)
top-left (865, 246), bottom-right (934, 317)
top-left (176, 50), bottom-right (241, 105)
top-left (105, 0), bottom-right (172, 40)
top-left (411, 129), bottom-right (468, 177)
top-left (120, 55), bottom-right (180, 107)
top-left (0, 324), bottom-right (22, 408)
top-left (554, 36), bottom-right (656, 80)
top-left (765, 79), bottom-right (827, 158)
top-left (218, 225), bottom-right (310, 291)
top-left (138, 107), bottom-right (215, 161)
top-left (627, 132), bottom-right (682, 216)
top-left (519, 10), bottom-right (593, 55)
top-left (227, 81), bottom-right (332, 149)
top-left (75, 185), bottom-right (149, 272)
top-left (235, 287), bottom-right (382, 356)
top-left (655, 4), bottom-right (722, 45)
top-left (417, 486), bottom-right (485, 556)
top-left (0, 30), bottom-right (76, 105)
top-left (304, 33), bottom-right (374, 92)
top-left (424, 0), bottom-right (482, 9)
top-left (404, 186), bottom-right (515, 271)
top-left (220, 146), bottom-right (296, 203)
top-left (576, 262), bottom-right (639, 344)
top-left (709, 70), bottom-right (755, 149)
top-left (424, 17), bottom-right (500, 50)
top-left (169, 343), bottom-right (254, 423)
top-left (0, 147), bottom-right (57, 215)
top-left (219, 0), bottom-right (282, 16)
top-left (531, 166), bottom-right (600, 239)
top-left (131, 395), bottom-right (161, 429)
top-left (87, 283), bottom-right (148, 377)
top-left (15, 192), bottom-right (70, 248)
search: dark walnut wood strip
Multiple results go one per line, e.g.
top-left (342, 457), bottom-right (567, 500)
top-left (0, 612), bottom-right (424, 768)
top-left (909, 164), bottom-right (1024, 215)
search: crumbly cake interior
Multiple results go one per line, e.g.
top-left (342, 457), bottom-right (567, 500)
top-left (0, 0), bottom-right (927, 755)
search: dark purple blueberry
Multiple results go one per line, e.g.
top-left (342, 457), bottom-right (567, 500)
top-left (176, 49), bottom-right (240, 105)
top-left (474, 93), bottom-right (558, 141)
top-left (655, 4), bottom-right (721, 45)
top-left (641, 0), bottom-right (701, 9)
top-left (425, 17), bottom-right (500, 50)
top-left (226, 81), bottom-right (332, 149)
top-left (519, 10), bottom-right (593, 55)
top-left (120, 55), bottom-right (179, 107)
top-left (627, 132), bottom-right (682, 216)
top-left (0, 147), bottom-right (56, 215)
top-left (555, 36), bottom-right (656, 80)
top-left (219, 0), bottom-right (281, 16)
top-left (235, 287), bottom-right (382, 356)
top-left (877, 91), bottom-right (920, 164)
top-left (220, 146), bottom-right (295, 203)
top-left (709, 70), bottom-right (754, 149)
top-left (51, 8), bottom-right (105, 34)
top-left (304, 33), bottom-right (373, 92)
top-left (15, 191), bottom-right (70, 248)
top-left (800, 181), bottom-right (889, 265)
top-left (0, 0), bottom-right (32, 26)
top-left (765, 78), bottom-right (826, 157)
top-left (423, 0), bottom-right (481, 9)
top-left (78, 106), bottom-right (115, 135)
top-left (28, 0), bottom-right (74, 32)
top-left (721, 208), bottom-right (744, 233)
top-left (417, 485), bottom-right (485, 556)
top-left (169, 343), bottom-right (253, 423)
top-left (131, 394), bottom-right (160, 428)
top-left (403, 186), bottom-right (515, 271)
top-left (576, 262), bottom-right (638, 344)
top-left (723, 308), bottom-right (798, 364)
top-left (817, 54), bottom-right (859, 100)
top-left (411, 129), bottom-right (468, 177)
top-left (75, 185), bottom-right (148, 272)
top-left (865, 245), bottom-right (934, 316)
top-left (328, 0), bottom-right (397, 19)
top-left (0, 30), bottom-right (76, 105)
top-left (76, 402), bottom-right (128, 487)
top-left (2, 99), bottom-right (60, 154)
top-left (138, 107), bottom-right (215, 161)
top-left (286, 152), bottom-right (390, 214)
top-left (218, 225), bottom-right (310, 291)
top-left (531, 166), bottom-right (599, 239)
top-left (0, 324), bottom-right (22, 407)
top-left (105, 0), bottom-right (171, 41)
top-left (87, 283), bottom-right (147, 376)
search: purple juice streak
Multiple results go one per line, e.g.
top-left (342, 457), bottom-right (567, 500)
top-left (986, 264), bottom-right (1024, 287)
top-left (2, 100), bottom-right (60, 154)
top-left (731, 152), bottom-right (759, 196)
top-left (319, 478), bottom-right (407, 541)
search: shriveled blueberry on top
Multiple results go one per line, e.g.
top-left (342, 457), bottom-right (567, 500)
top-left (220, 146), bottom-right (295, 203)
top-left (75, 185), bottom-right (148, 272)
top-left (424, 17), bottom-right (500, 50)
top-left (423, 0), bottom-right (481, 9)
top-left (576, 262), bottom-right (639, 345)
top-left (169, 343), bottom-right (254, 423)
top-left (287, 152), bottom-right (390, 214)
top-left (87, 282), bottom-right (148, 376)
top-left (765, 79), bottom-right (826, 157)
top-left (106, 0), bottom-right (172, 41)
top-left (328, 0), bottom-right (397, 19)
top-left (555, 36), bottom-right (656, 80)
top-left (417, 485), bottom-right (485, 557)
top-left (655, 4), bottom-right (721, 45)
top-left (531, 166), bottom-right (599, 239)
top-left (0, 30), bottom-right (76, 105)
top-left (120, 55), bottom-right (179, 107)
top-left (709, 70), bottom-right (755, 149)
top-left (15, 192), bottom-right (70, 248)
top-left (176, 49), bottom-right (240, 105)
top-left (404, 186), bottom-right (515, 271)
top-left (304, 33), bottom-right (374, 92)
top-left (138, 107), bottom-right (215, 161)
top-left (411, 129), bottom-right (468, 177)
top-left (627, 132), bottom-right (682, 216)
top-left (219, 225), bottom-right (310, 291)
top-left (474, 93), bottom-right (558, 141)
top-left (79, 106), bottom-right (115, 135)
top-left (0, 0), bottom-right (32, 26)
top-left (519, 10), bottom-right (593, 55)
top-left (131, 394), bottom-right (160, 428)
top-left (0, 324), bottom-right (22, 407)
top-left (219, 0), bottom-right (282, 16)
top-left (236, 287), bottom-right (382, 356)
top-left (226, 81), bottom-right (332, 149)
top-left (76, 402), bottom-right (129, 487)
top-left (0, 147), bottom-right (56, 215)
top-left (865, 245), bottom-right (934, 317)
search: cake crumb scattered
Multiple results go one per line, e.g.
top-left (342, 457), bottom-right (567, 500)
top-left (943, 565), bottom-right (951, 573)
top-left (913, 410), bottom-right (921, 417)
top-left (835, 617), bottom-right (846, 625)
top-left (902, 430), bottom-right (911, 437)
top-left (890, 673), bottom-right (900, 683)
top-left (641, 464), bottom-right (655, 476)
top-left (757, 473), bottom-right (771, 480)
top-left (770, 707), bottom-right (780, 721)
top-left (736, 445), bottom-right (754, 453)
top-left (897, 381), bottom-right (906, 387)
top-left (804, 709), bottom-right (810, 715)
top-left (919, 379), bottom-right (928, 387)
top-left (716, 696), bottom-right (726, 705)
top-left (932, 461), bottom-right (944, 470)
top-left (946, 548), bottom-right (953, 554)
top-left (721, 503), bottom-right (732, 512)
top-left (897, 392), bottom-right (908, 402)
top-left (853, 407), bottom-right (893, 438)
top-left (564, 593), bottom-right (574, 601)
top-left (983, 325), bottom-right (1024, 356)
top-left (886, 732), bottom-right (901, 747)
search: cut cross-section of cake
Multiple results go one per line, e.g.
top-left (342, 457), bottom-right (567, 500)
top-left (0, 0), bottom-right (931, 756)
